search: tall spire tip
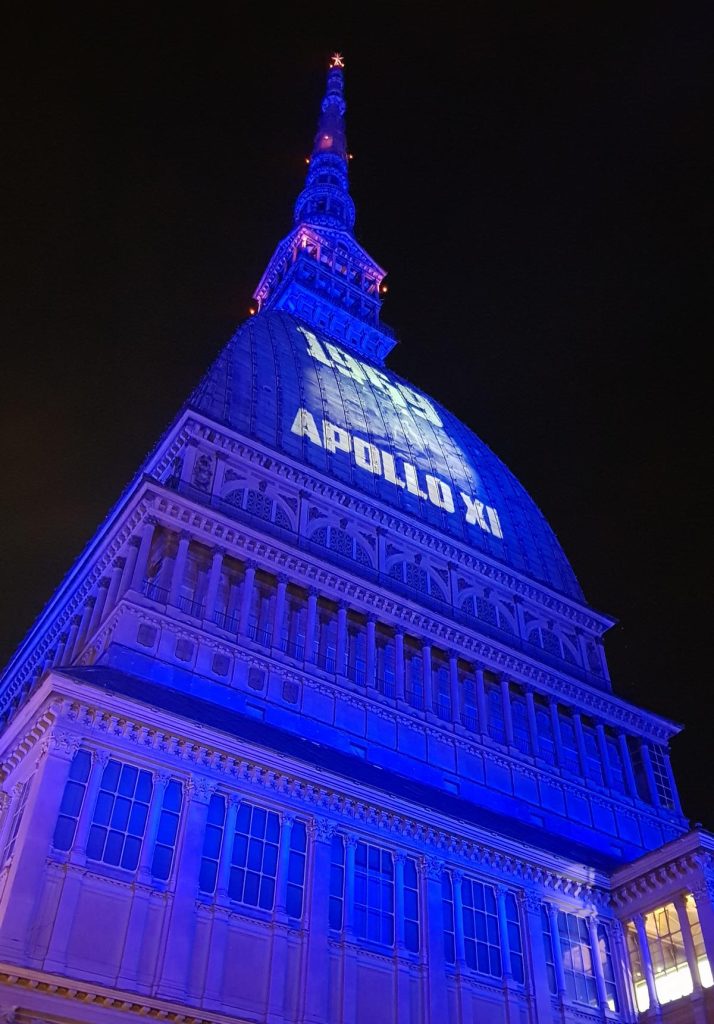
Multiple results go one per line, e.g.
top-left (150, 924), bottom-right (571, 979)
top-left (330, 53), bottom-right (345, 69)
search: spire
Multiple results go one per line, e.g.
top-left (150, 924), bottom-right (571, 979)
top-left (253, 55), bottom-right (397, 363)
top-left (293, 54), bottom-right (355, 231)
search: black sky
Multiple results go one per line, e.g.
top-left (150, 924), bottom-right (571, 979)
top-left (2, 6), bottom-right (712, 825)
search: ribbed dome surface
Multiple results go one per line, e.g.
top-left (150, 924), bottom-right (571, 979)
top-left (191, 311), bottom-right (583, 601)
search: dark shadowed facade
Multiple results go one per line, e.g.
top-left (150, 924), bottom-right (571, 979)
top-left (1, 56), bottom-right (713, 1024)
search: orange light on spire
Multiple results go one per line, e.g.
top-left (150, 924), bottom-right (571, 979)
top-left (330, 53), bottom-right (345, 68)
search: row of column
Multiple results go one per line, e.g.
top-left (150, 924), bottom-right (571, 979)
top-left (110, 522), bottom-right (675, 814)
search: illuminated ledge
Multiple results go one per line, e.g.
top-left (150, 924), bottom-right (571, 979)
top-left (0, 963), bottom-right (251, 1024)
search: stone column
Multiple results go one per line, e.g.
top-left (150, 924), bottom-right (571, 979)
top-left (452, 871), bottom-right (467, 969)
top-left (70, 749), bottom-right (109, 862)
top-left (104, 557), bottom-right (125, 620)
top-left (169, 530), bottom-right (192, 607)
top-left (238, 561), bottom-right (256, 636)
top-left (587, 914), bottom-right (610, 1013)
top-left (673, 894), bottom-right (703, 991)
top-left (525, 687), bottom-right (540, 757)
top-left (618, 733), bottom-right (639, 799)
top-left (274, 813), bottom-right (295, 919)
top-left (449, 653), bottom-right (460, 725)
top-left (475, 666), bottom-right (488, 737)
top-left (633, 912), bottom-right (660, 1013)
top-left (336, 603), bottom-right (348, 676)
top-left (119, 536), bottom-right (141, 597)
top-left (0, 734), bottom-right (77, 960)
top-left (596, 724), bottom-right (613, 790)
top-left (549, 700), bottom-right (565, 769)
top-left (305, 589), bottom-right (319, 663)
top-left (422, 642), bottom-right (433, 712)
top-left (497, 885), bottom-right (513, 980)
top-left (547, 903), bottom-right (567, 1000)
top-left (88, 578), bottom-right (110, 636)
top-left (130, 517), bottom-right (157, 592)
top-left (365, 616), bottom-right (376, 689)
top-left (394, 631), bottom-right (405, 702)
top-left (215, 796), bottom-right (239, 901)
top-left (691, 879), bottom-right (714, 979)
top-left (52, 632), bottom-right (69, 667)
top-left (137, 773), bottom-right (170, 883)
top-left (273, 575), bottom-right (288, 651)
top-left (64, 616), bottom-right (81, 662)
top-left (344, 835), bottom-right (358, 939)
top-left (71, 598), bottom-right (95, 659)
top-left (423, 857), bottom-right (449, 1022)
top-left (204, 547), bottom-right (225, 622)
top-left (501, 677), bottom-right (515, 748)
top-left (519, 890), bottom-right (556, 1024)
top-left (158, 778), bottom-right (215, 1000)
top-left (394, 853), bottom-right (406, 949)
top-left (303, 818), bottom-right (336, 1024)
top-left (393, 852), bottom-right (411, 1024)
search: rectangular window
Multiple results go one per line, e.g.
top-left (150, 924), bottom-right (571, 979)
top-left (486, 683), bottom-right (505, 745)
top-left (442, 872), bottom-right (456, 964)
top-left (406, 654), bottom-right (424, 710)
top-left (2, 778), bottom-right (32, 866)
top-left (582, 721), bottom-right (604, 786)
top-left (435, 666), bottom-right (451, 721)
top-left (644, 902), bottom-right (693, 1004)
top-left (199, 793), bottom-right (226, 895)
top-left (541, 904), bottom-right (558, 995)
top-left (329, 833), bottom-right (345, 930)
top-left (286, 819), bottom-right (307, 919)
top-left (558, 713), bottom-right (581, 774)
top-left (376, 640), bottom-right (396, 698)
top-left (596, 923), bottom-right (620, 1012)
top-left (510, 692), bottom-right (532, 755)
top-left (53, 748), bottom-right (92, 851)
top-left (403, 856), bottom-right (420, 953)
top-left (86, 759), bottom-right (153, 871)
top-left (627, 738), bottom-right (653, 802)
top-left (354, 841), bottom-right (395, 946)
top-left (461, 676), bottom-right (479, 732)
top-left (228, 802), bottom-right (280, 910)
top-left (505, 891), bottom-right (524, 983)
top-left (535, 701), bottom-right (556, 766)
top-left (151, 779), bottom-right (183, 881)
top-left (649, 745), bottom-right (676, 809)
top-left (605, 733), bottom-right (626, 794)
top-left (557, 911), bottom-right (598, 1007)
top-left (462, 878), bottom-right (501, 978)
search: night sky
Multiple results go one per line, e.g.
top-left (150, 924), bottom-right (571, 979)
top-left (2, 8), bottom-right (712, 826)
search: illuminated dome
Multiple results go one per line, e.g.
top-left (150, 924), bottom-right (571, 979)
top-left (191, 310), bottom-right (584, 601)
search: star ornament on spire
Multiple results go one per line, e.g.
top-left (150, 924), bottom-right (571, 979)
top-left (330, 53), bottom-right (345, 68)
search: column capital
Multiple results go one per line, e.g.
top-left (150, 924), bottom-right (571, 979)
top-left (127, 535), bottom-right (142, 549)
top-left (277, 573), bottom-right (290, 585)
top-left (212, 545), bottom-right (227, 558)
top-left (178, 529), bottom-right (192, 542)
top-left (421, 855), bottom-right (444, 881)
top-left (393, 850), bottom-right (408, 866)
top-left (308, 586), bottom-right (320, 598)
top-left (280, 811), bottom-right (296, 828)
top-left (518, 888), bottom-right (544, 914)
top-left (185, 776), bottom-right (217, 805)
top-left (145, 515), bottom-right (159, 527)
top-left (151, 770), bottom-right (171, 788)
top-left (97, 577), bottom-right (110, 590)
top-left (112, 555), bottom-right (126, 569)
top-left (309, 816), bottom-right (338, 843)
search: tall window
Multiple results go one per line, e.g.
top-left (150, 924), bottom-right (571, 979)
top-left (541, 905), bottom-right (558, 995)
top-left (406, 653), bottom-right (424, 710)
top-left (86, 759), bottom-right (153, 871)
top-left (376, 636), bottom-right (396, 697)
top-left (199, 793), bottom-right (226, 895)
top-left (644, 902), bottom-right (693, 1004)
top-left (486, 682), bottom-right (505, 745)
top-left (151, 780), bottom-right (183, 881)
top-left (558, 713), bottom-right (581, 774)
top-left (2, 778), bottom-right (32, 866)
top-left (461, 675), bottom-right (479, 732)
top-left (403, 856), bottom-right (420, 953)
top-left (605, 733), bottom-right (626, 794)
top-left (505, 891), bottom-right (525, 983)
top-left (462, 878), bottom-right (502, 977)
top-left (53, 748), bottom-right (92, 851)
top-left (228, 802), bottom-right (280, 910)
top-left (329, 833), bottom-right (345, 930)
top-left (536, 701), bottom-right (556, 766)
top-left (345, 626), bottom-right (367, 684)
top-left (435, 665), bottom-right (451, 721)
top-left (627, 738), bottom-right (653, 802)
top-left (286, 819), bottom-right (307, 918)
top-left (557, 912), bottom-right (598, 1007)
top-left (354, 841), bottom-right (395, 946)
top-left (626, 921), bottom-right (649, 1012)
top-left (581, 720), bottom-right (604, 786)
top-left (510, 691), bottom-right (532, 755)
top-left (648, 745), bottom-right (676, 809)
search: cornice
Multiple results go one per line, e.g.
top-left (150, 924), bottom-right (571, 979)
top-left (0, 963), bottom-right (250, 1024)
top-left (3, 679), bottom-right (614, 907)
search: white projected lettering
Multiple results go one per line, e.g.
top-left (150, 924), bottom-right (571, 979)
top-left (290, 408), bottom-right (503, 539)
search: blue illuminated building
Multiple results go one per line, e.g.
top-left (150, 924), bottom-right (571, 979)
top-left (1, 55), bottom-right (713, 1024)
